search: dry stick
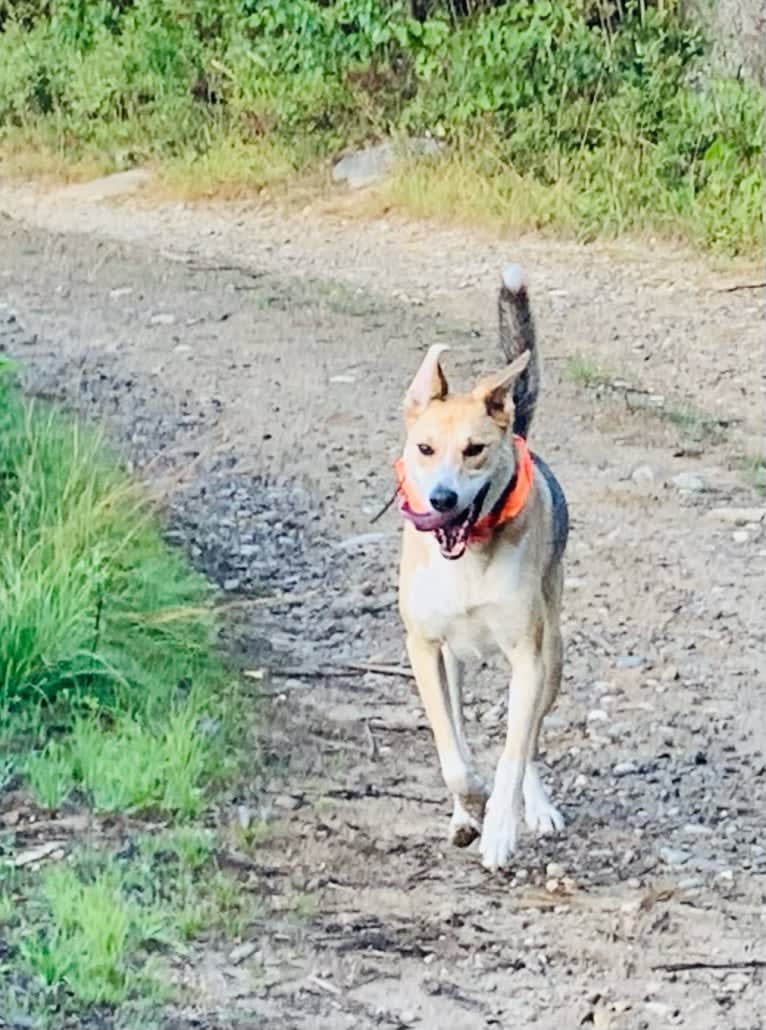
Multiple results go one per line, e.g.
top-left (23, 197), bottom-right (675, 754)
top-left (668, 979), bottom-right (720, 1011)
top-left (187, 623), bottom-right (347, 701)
top-left (653, 959), bottom-right (766, 974)
top-left (249, 661), bottom-right (414, 681)
top-left (716, 282), bottom-right (766, 293)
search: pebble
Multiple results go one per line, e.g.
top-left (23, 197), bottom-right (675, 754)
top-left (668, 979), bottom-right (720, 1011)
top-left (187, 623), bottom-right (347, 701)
top-left (659, 846), bottom-right (689, 866)
top-left (149, 312), bottom-right (175, 326)
top-left (645, 1002), bottom-right (672, 1018)
top-left (546, 862), bottom-right (566, 879)
top-left (631, 464), bottom-right (655, 485)
top-left (678, 876), bottom-right (704, 890)
top-left (732, 530), bottom-right (749, 543)
top-left (613, 760), bottom-right (638, 777)
top-left (615, 655), bottom-right (643, 669)
top-left (672, 471), bottom-right (706, 492)
top-left (682, 823), bottom-right (712, 837)
top-left (228, 941), bottom-right (258, 964)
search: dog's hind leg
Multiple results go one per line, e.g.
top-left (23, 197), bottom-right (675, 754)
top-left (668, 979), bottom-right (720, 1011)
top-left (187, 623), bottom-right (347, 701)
top-left (442, 644), bottom-right (486, 847)
top-left (406, 632), bottom-right (486, 845)
top-left (524, 577), bottom-right (566, 835)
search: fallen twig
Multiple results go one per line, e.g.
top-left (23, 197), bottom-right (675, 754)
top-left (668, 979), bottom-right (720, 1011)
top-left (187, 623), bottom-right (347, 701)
top-left (652, 959), bottom-right (766, 973)
top-left (323, 786), bottom-right (441, 807)
top-left (716, 282), bottom-right (766, 293)
top-left (249, 661), bottom-right (414, 681)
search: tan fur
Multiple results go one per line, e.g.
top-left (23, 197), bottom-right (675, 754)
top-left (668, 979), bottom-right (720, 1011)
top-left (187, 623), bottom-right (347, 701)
top-left (398, 344), bottom-right (566, 871)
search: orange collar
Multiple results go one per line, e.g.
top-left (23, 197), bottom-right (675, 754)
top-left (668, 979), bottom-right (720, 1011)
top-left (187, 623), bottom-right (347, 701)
top-left (395, 435), bottom-right (534, 542)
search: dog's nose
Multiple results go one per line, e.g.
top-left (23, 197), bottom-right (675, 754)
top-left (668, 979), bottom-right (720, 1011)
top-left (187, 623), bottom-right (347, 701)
top-left (430, 487), bottom-right (458, 512)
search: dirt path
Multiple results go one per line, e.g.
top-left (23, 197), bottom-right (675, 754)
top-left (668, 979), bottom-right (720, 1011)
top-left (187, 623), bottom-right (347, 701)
top-left (1, 178), bottom-right (765, 1030)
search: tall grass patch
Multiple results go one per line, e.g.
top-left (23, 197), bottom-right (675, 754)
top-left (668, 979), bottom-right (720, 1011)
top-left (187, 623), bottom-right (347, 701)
top-left (0, 360), bottom-right (241, 815)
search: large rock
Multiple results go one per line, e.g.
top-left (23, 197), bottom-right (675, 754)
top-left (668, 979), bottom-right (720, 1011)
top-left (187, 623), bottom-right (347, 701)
top-left (332, 138), bottom-right (442, 189)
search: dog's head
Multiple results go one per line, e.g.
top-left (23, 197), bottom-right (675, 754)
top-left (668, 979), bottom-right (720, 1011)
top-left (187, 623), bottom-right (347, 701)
top-left (400, 344), bottom-right (530, 558)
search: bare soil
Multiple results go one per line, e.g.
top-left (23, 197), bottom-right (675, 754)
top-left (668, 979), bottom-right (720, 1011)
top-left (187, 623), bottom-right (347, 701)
top-left (1, 176), bottom-right (765, 1030)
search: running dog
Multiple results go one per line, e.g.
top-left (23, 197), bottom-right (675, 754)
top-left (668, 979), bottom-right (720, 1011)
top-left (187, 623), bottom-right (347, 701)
top-left (396, 265), bottom-right (568, 871)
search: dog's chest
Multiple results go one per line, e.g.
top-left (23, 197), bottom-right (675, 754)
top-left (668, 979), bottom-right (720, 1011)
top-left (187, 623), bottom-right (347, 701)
top-left (404, 542), bottom-right (529, 658)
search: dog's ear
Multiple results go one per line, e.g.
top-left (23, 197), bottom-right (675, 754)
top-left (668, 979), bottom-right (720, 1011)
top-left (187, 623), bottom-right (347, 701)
top-left (403, 344), bottom-right (449, 423)
top-left (472, 351), bottom-right (530, 426)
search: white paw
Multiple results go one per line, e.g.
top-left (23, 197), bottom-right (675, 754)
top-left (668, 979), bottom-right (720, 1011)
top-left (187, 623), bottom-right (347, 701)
top-left (525, 795), bottom-right (565, 835)
top-left (449, 797), bottom-right (482, 848)
top-left (523, 765), bottom-right (565, 836)
top-left (479, 795), bottom-right (521, 871)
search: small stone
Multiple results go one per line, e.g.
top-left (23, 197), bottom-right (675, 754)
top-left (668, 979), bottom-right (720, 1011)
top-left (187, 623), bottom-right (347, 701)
top-left (615, 655), bottom-right (643, 669)
top-left (613, 760), bottom-right (638, 777)
top-left (672, 472), bottom-right (706, 493)
top-left (274, 794), bottom-right (302, 811)
top-left (587, 709), bottom-right (608, 722)
top-left (237, 805), bottom-right (253, 829)
top-left (716, 869), bottom-right (734, 883)
top-left (631, 464), bottom-right (655, 485)
top-left (723, 973), bottom-right (749, 994)
top-left (546, 861), bottom-right (566, 879)
top-left (732, 530), bottom-right (749, 544)
top-left (645, 1002), bottom-right (672, 1018)
top-left (109, 286), bottom-right (133, 299)
top-left (659, 847), bottom-right (689, 866)
top-left (149, 312), bottom-right (175, 326)
top-left (223, 578), bottom-right (240, 591)
top-left (682, 823), bottom-right (712, 837)
top-left (678, 876), bottom-right (704, 890)
top-left (228, 941), bottom-right (258, 965)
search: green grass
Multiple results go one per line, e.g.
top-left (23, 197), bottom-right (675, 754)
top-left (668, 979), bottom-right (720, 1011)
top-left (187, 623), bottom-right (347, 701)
top-left (0, 827), bottom-right (267, 1025)
top-left (0, 1), bottom-right (762, 256)
top-left (0, 359), bottom-right (243, 816)
top-left (564, 353), bottom-right (612, 390)
top-left (740, 453), bottom-right (766, 495)
top-left (0, 359), bottom-right (258, 1024)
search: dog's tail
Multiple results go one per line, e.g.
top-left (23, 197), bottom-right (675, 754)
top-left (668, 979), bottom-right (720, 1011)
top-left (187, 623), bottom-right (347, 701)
top-left (498, 264), bottom-right (540, 439)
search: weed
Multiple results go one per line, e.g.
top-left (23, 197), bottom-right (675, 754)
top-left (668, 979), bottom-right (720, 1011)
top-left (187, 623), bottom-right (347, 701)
top-left (23, 741), bottom-right (75, 810)
top-left (18, 861), bottom-right (168, 1008)
top-left (565, 354), bottom-right (612, 390)
top-left (740, 453), bottom-right (766, 495)
top-left (291, 891), bottom-right (319, 919)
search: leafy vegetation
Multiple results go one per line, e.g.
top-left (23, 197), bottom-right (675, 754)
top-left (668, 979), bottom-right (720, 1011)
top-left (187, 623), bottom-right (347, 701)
top-left (0, 356), bottom-right (243, 814)
top-left (0, 0), bottom-right (762, 253)
top-left (0, 827), bottom-right (269, 1024)
top-left (0, 360), bottom-right (262, 1024)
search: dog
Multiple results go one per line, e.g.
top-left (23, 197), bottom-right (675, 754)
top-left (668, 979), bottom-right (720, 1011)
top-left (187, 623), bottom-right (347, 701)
top-left (396, 265), bottom-right (568, 871)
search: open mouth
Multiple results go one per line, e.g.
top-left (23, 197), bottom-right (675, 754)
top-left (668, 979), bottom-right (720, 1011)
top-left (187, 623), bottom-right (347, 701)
top-left (400, 484), bottom-right (489, 560)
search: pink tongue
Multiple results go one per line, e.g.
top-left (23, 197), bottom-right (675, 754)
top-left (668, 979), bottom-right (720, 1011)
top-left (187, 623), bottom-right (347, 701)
top-left (399, 500), bottom-right (451, 532)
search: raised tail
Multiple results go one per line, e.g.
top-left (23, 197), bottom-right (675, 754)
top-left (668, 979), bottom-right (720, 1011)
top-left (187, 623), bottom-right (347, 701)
top-left (498, 264), bottom-right (540, 439)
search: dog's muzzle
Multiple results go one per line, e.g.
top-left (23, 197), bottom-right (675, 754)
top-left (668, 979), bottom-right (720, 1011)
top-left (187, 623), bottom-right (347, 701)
top-left (400, 482), bottom-right (491, 560)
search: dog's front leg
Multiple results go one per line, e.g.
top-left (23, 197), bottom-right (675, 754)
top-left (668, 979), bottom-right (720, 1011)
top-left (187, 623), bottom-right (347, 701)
top-left (406, 632), bottom-right (486, 841)
top-left (480, 636), bottom-right (544, 871)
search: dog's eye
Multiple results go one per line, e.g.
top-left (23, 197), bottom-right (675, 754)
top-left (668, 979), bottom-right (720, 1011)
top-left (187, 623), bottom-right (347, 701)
top-left (417, 443), bottom-right (435, 457)
top-left (463, 442), bottom-right (486, 458)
